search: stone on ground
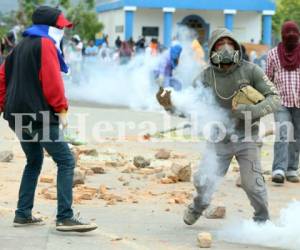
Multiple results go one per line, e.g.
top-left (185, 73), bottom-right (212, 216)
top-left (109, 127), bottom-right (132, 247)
top-left (197, 232), bottom-right (212, 248)
top-left (170, 162), bottom-right (191, 182)
top-left (205, 206), bottom-right (226, 219)
top-left (73, 168), bottom-right (86, 186)
top-left (0, 151), bottom-right (14, 162)
top-left (133, 156), bottom-right (150, 168)
top-left (155, 149), bottom-right (171, 160)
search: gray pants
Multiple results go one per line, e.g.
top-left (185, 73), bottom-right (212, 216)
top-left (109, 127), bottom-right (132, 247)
top-left (272, 106), bottom-right (300, 177)
top-left (192, 141), bottom-right (269, 221)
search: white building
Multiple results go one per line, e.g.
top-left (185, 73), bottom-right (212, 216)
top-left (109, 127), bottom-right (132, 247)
top-left (97, 0), bottom-right (276, 47)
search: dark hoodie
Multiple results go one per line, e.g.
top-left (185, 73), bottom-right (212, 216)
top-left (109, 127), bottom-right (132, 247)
top-left (194, 28), bottom-right (280, 138)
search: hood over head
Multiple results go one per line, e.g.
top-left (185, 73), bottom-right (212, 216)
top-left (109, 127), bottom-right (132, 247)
top-left (208, 28), bottom-right (242, 66)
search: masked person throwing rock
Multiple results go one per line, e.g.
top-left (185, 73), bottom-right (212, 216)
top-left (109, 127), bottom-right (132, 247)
top-left (157, 28), bottom-right (280, 224)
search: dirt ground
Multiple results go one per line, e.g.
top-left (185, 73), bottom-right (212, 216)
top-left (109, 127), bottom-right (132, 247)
top-left (0, 105), bottom-right (299, 250)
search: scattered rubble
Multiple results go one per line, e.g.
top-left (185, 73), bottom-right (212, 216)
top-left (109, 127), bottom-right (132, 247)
top-left (44, 191), bottom-right (57, 200)
top-left (118, 176), bottom-right (125, 182)
top-left (197, 232), bottom-right (212, 248)
top-left (204, 206), bottom-right (226, 219)
top-left (73, 186), bottom-right (98, 202)
top-left (40, 176), bottom-right (54, 184)
top-left (155, 149), bottom-right (171, 160)
top-left (170, 162), bottom-right (191, 182)
top-left (90, 166), bottom-right (105, 174)
top-left (161, 177), bottom-right (176, 184)
top-left (121, 164), bottom-right (137, 173)
top-left (98, 185), bottom-right (108, 195)
top-left (0, 151), bottom-right (14, 162)
top-left (99, 192), bottom-right (125, 204)
top-left (167, 191), bottom-right (192, 204)
top-left (73, 169), bottom-right (86, 186)
top-left (138, 167), bottom-right (163, 175)
top-left (171, 153), bottom-right (186, 159)
top-left (78, 148), bottom-right (99, 157)
top-left (133, 156), bottom-right (151, 168)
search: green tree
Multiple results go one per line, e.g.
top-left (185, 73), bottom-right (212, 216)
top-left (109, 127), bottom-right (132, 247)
top-left (0, 11), bottom-right (18, 37)
top-left (273, 0), bottom-right (300, 38)
top-left (17, 0), bottom-right (46, 26)
top-left (50, 0), bottom-right (71, 9)
top-left (15, 0), bottom-right (103, 42)
top-left (67, 0), bottom-right (103, 41)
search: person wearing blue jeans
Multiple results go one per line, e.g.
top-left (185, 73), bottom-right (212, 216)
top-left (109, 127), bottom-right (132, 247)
top-left (8, 121), bottom-right (97, 232)
top-left (0, 6), bottom-right (97, 232)
top-left (14, 125), bottom-right (74, 221)
top-left (272, 106), bottom-right (300, 183)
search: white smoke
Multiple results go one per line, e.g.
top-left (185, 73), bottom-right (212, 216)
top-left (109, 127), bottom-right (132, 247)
top-left (65, 53), bottom-right (160, 110)
top-left (218, 201), bottom-right (300, 250)
top-left (65, 28), bottom-right (235, 144)
top-left (64, 26), bottom-right (205, 111)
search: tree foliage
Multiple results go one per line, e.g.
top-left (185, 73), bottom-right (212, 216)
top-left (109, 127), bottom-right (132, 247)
top-left (66, 0), bottom-right (104, 41)
top-left (16, 0), bottom-right (103, 41)
top-left (0, 11), bottom-right (18, 37)
top-left (17, 0), bottom-right (46, 26)
top-left (273, 0), bottom-right (300, 38)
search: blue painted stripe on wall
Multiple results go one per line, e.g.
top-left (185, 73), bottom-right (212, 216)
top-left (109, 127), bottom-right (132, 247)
top-left (96, 0), bottom-right (124, 12)
top-left (97, 0), bottom-right (275, 12)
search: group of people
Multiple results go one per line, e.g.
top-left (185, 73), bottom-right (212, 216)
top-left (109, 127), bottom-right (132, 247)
top-left (0, 5), bottom-right (299, 236)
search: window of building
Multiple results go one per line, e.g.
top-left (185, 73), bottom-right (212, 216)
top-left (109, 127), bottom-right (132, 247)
top-left (142, 27), bottom-right (159, 37)
top-left (115, 25), bottom-right (124, 33)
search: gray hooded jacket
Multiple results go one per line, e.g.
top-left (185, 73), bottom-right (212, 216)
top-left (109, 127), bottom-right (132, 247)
top-left (194, 28), bottom-right (280, 138)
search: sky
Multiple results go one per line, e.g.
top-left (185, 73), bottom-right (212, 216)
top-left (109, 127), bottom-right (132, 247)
top-left (0, 0), bottom-right (89, 13)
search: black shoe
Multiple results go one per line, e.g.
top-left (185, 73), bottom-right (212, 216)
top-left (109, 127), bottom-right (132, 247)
top-left (13, 215), bottom-right (45, 227)
top-left (56, 213), bottom-right (98, 233)
top-left (272, 174), bottom-right (285, 184)
top-left (183, 204), bottom-right (202, 225)
top-left (286, 175), bottom-right (300, 183)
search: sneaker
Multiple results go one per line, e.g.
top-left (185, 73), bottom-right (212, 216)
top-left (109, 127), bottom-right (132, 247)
top-left (56, 213), bottom-right (98, 233)
top-left (183, 204), bottom-right (202, 225)
top-left (272, 174), bottom-right (285, 184)
top-left (13, 215), bottom-right (45, 227)
top-left (286, 175), bottom-right (300, 183)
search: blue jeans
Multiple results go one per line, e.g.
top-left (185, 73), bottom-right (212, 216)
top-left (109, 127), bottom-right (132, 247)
top-left (272, 106), bottom-right (300, 177)
top-left (12, 125), bottom-right (75, 220)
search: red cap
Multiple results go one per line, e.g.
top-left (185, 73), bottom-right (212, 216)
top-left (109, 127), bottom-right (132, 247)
top-left (56, 13), bottom-right (73, 29)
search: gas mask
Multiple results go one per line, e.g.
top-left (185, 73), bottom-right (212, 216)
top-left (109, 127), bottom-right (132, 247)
top-left (211, 44), bottom-right (239, 64)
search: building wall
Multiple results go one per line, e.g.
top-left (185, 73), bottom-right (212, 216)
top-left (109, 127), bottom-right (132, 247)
top-left (173, 10), bottom-right (261, 44)
top-left (233, 12), bottom-right (261, 43)
top-left (99, 9), bottom-right (124, 45)
top-left (134, 9), bottom-right (164, 43)
top-left (99, 8), bottom-right (262, 46)
top-left (174, 9), bottom-right (223, 36)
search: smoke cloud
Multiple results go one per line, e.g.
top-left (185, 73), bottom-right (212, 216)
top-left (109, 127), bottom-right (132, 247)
top-left (218, 201), bottom-right (300, 250)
